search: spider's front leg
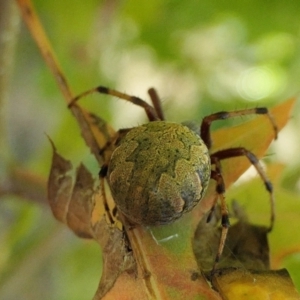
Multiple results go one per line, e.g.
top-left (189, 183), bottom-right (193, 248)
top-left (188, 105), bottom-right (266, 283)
top-left (98, 164), bottom-right (115, 225)
top-left (209, 168), bottom-right (229, 273)
top-left (200, 107), bottom-right (278, 149)
top-left (199, 106), bottom-right (277, 273)
top-left (208, 146), bottom-right (275, 273)
top-left (97, 129), bottom-right (131, 227)
top-left (210, 147), bottom-right (274, 231)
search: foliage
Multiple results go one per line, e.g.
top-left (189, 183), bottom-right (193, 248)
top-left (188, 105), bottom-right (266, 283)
top-left (1, 0), bottom-right (300, 299)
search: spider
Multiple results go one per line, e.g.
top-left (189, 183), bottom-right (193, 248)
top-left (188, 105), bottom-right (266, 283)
top-left (69, 86), bottom-right (278, 268)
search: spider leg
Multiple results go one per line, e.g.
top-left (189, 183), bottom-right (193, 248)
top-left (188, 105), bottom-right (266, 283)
top-left (210, 169), bottom-right (229, 273)
top-left (206, 158), bottom-right (223, 223)
top-left (210, 147), bottom-right (275, 231)
top-left (68, 86), bottom-right (160, 121)
top-left (99, 128), bottom-right (131, 160)
top-left (99, 165), bottom-right (116, 225)
top-left (148, 88), bottom-right (165, 120)
top-left (200, 108), bottom-right (278, 149)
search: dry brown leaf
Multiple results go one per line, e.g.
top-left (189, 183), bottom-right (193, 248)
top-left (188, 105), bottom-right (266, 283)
top-left (47, 139), bottom-right (133, 298)
top-left (47, 138), bottom-right (73, 226)
top-left (92, 219), bottom-right (136, 299)
top-left (48, 138), bottom-right (96, 238)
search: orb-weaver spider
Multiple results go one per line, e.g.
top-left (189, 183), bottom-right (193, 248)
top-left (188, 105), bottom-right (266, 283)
top-left (69, 86), bottom-right (278, 268)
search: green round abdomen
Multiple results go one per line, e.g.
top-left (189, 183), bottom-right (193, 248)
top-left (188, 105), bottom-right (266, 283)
top-left (107, 121), bottom-right (211, 225)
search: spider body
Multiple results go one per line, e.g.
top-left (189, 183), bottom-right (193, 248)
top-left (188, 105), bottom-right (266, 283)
top-left (70, 86), bottom-right (278, 270)
top-left (107, 121), bottom-right (211, 225)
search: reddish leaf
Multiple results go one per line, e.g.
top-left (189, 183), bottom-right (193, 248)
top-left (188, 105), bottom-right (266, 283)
top-left (47, 139), bottom-right (73, 225)
top-left (48, 140), bottom-right (134, 298)
top-left (191, 98), bottom-right (296, 224)
top-left (211, 98), bottom-right (296, 189)
top-left (93, 219), bottom-right (136, 299)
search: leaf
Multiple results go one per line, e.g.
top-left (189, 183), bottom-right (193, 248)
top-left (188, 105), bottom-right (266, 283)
top-left (210, 98), bottom-right (296, 189)
top-left (193, 201), bottom-right (270, 273)
top-left (190, 98), bottom-right (296, 224)
top-left (48, 138), bottom-right (95, 238)
top-left (193, 199), bottom-right (300, 299)
top-left (234, 162), bottom-right (300, 291)
top-left (212, 268), bottom-right (300, 300)
top-left (47, 138), bottom-right (73, 226)
top-left (92, 219), bottom-right (136, 300)
top-left (48, 139), bottom-right (135, 298)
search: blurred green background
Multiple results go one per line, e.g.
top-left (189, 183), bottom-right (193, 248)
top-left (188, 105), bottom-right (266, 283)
top-left (1, 0), bottom-right (300, 299)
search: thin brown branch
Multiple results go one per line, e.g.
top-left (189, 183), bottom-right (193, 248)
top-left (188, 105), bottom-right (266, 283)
top-left (0, 167), bottom-right (47, 204)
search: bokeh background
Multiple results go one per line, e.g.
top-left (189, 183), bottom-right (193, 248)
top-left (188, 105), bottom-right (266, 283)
top-left (1, 0), bottom-right (300, 299)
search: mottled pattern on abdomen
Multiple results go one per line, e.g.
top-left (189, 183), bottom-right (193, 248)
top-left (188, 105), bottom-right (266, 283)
top-left (107, 121), bottom-right (211, 225)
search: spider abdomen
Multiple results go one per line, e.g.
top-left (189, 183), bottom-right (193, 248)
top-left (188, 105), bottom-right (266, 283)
top-left (107, 121), bottom-right (211, 225)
